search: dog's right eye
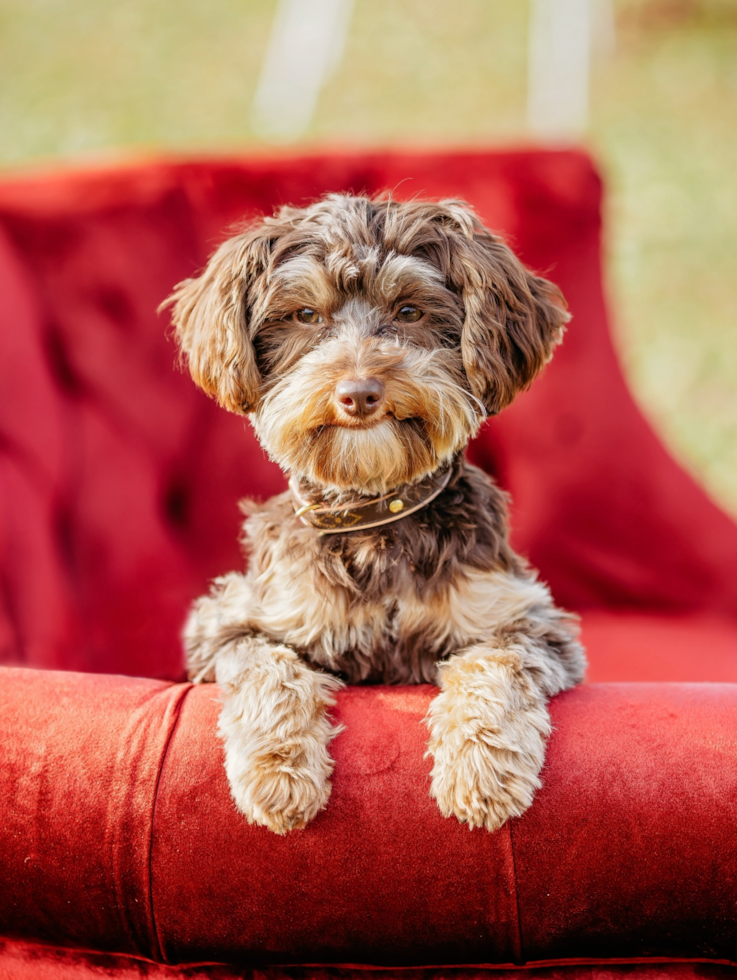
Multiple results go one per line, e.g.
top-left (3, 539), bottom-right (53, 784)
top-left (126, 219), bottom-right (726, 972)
top-left (395, 305), bottom-right (423, 323)
top-left (295, 309), bottom-right (322, 324)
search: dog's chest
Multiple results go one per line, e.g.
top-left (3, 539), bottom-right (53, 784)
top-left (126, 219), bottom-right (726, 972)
top-left (248, 530), bottom-right (544, 685)
top-left (249, 550), bottom-right (447, 682)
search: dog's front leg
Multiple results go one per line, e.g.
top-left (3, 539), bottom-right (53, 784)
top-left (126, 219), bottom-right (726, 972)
top-left (426, 642), bottom-right (551, 832)
top-left (183, 573), bottom-right (343, 833)
top-left (215, 635), bottom-right (344, 834)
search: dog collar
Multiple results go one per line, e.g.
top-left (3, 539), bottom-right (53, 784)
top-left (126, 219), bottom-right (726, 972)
top-left (289, 466), bottom-right (453, 534)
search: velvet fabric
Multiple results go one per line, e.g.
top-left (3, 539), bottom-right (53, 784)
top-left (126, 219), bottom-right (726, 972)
top-left (1, 149), bottom-right (736, 683)
top-left (2, 668), bottom-right (737, 968)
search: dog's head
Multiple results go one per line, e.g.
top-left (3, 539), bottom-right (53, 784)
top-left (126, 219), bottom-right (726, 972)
top-left (166, 194), bottom-right (568, 495)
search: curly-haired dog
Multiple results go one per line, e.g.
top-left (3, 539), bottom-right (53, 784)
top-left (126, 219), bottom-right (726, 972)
top-left (165, 194), bottom-right (586, 835)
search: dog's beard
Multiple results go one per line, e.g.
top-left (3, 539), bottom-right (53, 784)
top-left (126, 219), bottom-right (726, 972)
top-left (251, 343), bottom-right (482, 496)
top-left (301, 419), bottom-right (436, 495)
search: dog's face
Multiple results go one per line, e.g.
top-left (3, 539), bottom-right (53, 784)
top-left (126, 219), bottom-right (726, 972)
top-left (167, 195), bottom-right (568, 495)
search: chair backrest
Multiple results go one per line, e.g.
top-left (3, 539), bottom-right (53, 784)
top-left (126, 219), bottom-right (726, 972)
top-left (1, 149), bottom-right (736, 679)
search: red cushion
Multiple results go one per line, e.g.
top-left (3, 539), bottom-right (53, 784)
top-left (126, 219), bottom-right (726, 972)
top-left (1, 149), bottom-right (737, 682)
top-left (2, 667), bottom-right (737, 967)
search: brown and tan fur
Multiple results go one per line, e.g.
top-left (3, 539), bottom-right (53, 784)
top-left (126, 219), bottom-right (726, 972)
top-left (165, 194), bottom-right (586, 835)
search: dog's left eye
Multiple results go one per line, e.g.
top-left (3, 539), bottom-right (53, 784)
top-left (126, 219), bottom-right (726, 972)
top-left (395, 305), bottom-right (423, 323)
top-left (295, 309), bottom-right (322, 324)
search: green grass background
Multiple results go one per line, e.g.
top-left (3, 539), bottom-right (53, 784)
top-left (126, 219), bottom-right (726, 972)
top-left (1, 0), bottom-right (735, 514)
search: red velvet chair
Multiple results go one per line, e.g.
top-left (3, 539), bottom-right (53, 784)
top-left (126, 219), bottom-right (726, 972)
top-left (2, 149), bottom-right (737, 980)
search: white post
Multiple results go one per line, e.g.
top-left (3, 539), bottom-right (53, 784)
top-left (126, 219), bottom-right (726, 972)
top-left (527, 0), bottom-right (596, 139)
top-left (252, 0), bottom-right (354, 142)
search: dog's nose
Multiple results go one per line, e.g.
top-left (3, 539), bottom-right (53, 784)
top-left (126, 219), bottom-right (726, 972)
top-left (335, 377), bottom-right (385, 417)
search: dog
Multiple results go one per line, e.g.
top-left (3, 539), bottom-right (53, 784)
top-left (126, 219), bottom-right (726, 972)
top-left (165, 193), bottom-right (586, 835)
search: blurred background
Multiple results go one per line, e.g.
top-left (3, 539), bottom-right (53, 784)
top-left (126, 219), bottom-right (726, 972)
top-left (1, 0), bottom-right (735, 515)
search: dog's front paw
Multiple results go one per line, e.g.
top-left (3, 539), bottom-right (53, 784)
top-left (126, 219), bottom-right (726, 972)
top-left (224, 738), bottom-right (332, 834)
top-left (219, 644), bottom-right (343, 834)
top-left (426, 651), bottom-right (550, 831)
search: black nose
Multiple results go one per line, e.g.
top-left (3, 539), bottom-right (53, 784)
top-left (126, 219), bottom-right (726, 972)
top-left (335, 377), bottom-right (385, 417)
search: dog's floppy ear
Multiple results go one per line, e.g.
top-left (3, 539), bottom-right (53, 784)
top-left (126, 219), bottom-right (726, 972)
top-left (435, 202), bottom-right (570, 416)
top-left (164, 223), bottom-right (279, 414)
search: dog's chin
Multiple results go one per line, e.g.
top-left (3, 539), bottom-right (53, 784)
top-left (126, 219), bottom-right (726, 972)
top-left (260, 416), bottom-right (452, 497)
top-left (319, 420), bottom-right (440, 495)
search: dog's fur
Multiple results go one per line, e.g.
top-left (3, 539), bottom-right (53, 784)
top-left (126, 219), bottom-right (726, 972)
top-left (165, 193), bottom-right (586, 835)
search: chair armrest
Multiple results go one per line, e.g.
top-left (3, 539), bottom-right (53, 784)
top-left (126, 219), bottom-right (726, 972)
top-left (2, 667), bottom-right (736, 967)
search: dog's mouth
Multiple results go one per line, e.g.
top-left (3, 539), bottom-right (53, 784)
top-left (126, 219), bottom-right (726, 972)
top-left (319, 409), bottom-right (430, 428)
top-left (323, 413), bottom-right (390, 430)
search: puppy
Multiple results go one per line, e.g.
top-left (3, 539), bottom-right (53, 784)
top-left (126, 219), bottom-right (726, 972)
top-left (166, 193), bottom-right (586, 835)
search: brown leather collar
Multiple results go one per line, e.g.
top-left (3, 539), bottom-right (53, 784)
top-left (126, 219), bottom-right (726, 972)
top-left (289, 466), bottom-right (453, 534)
